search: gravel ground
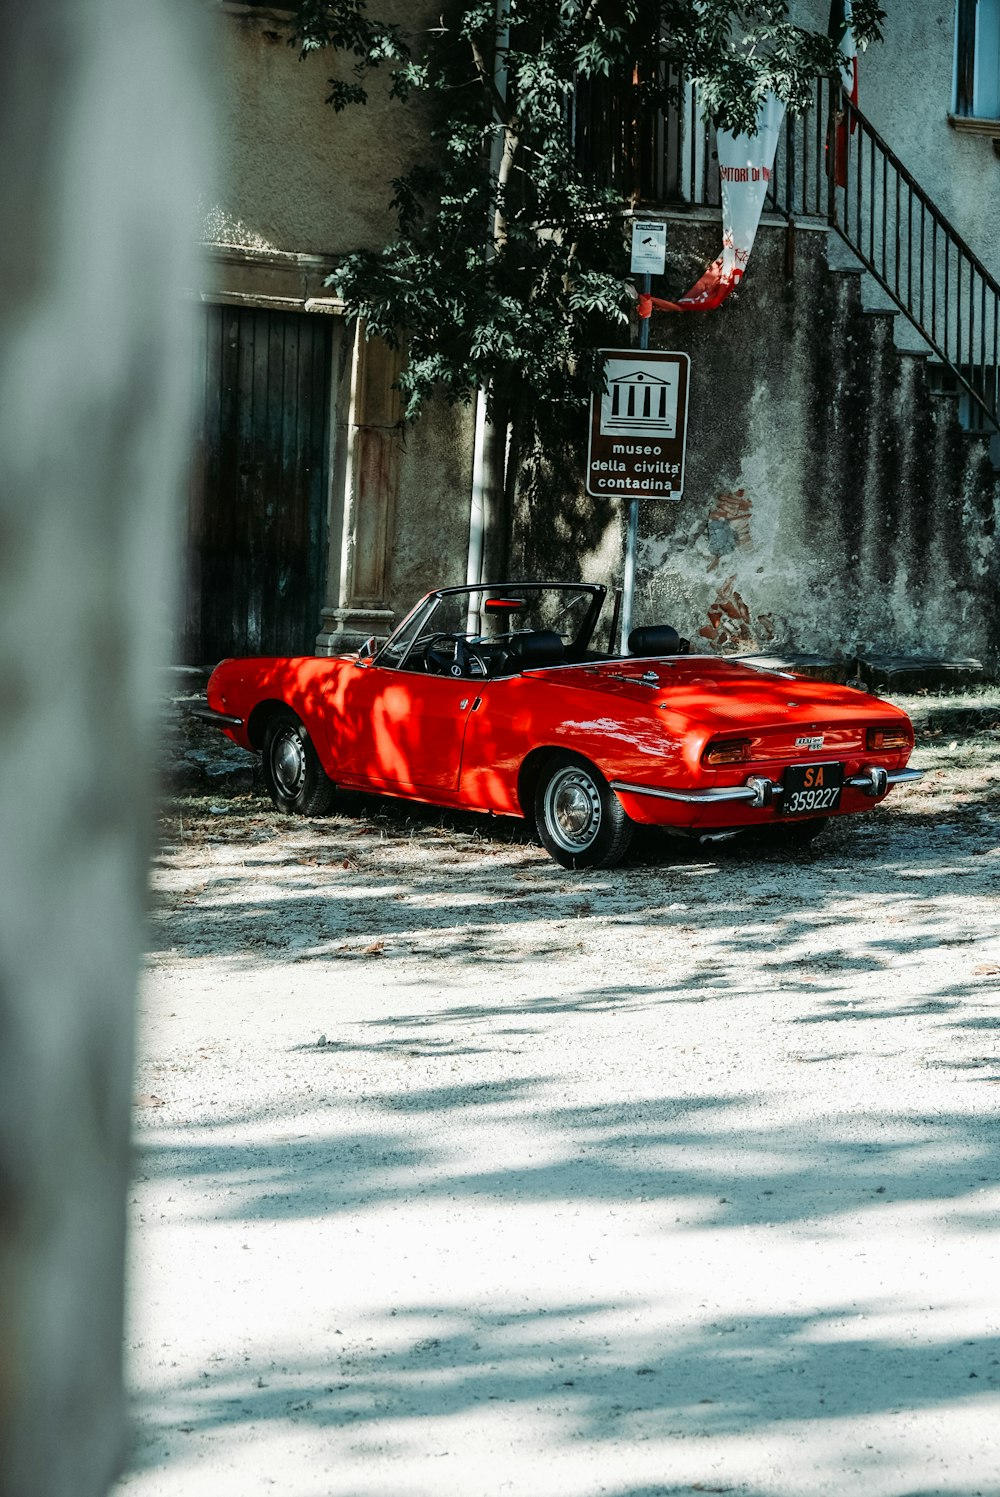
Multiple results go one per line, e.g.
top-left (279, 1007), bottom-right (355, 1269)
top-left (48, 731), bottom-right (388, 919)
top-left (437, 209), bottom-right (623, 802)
top-left (117, 698), bottom-right (1000, 1497)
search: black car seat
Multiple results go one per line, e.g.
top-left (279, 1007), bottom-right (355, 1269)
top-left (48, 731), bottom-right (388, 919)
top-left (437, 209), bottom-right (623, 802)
top-left (506, 630), bottom-right (566, 670)
top-left (627, 624), bottom-right (690, 656)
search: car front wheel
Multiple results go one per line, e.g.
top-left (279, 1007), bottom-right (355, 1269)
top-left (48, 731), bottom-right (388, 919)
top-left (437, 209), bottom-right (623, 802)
top-left (534, 751), bottom-right (633, 869)
top-left (262, 709), bottom-right (336, 816)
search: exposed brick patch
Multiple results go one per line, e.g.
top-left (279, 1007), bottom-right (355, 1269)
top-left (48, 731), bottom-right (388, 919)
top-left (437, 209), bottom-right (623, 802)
top-left (698, 575), bottom-right (755, 648)
top-left (706, 488), bottom-right (753, 569)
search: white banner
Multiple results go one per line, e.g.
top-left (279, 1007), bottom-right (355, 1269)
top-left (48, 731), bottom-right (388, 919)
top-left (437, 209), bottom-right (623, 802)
top-left (638, 92), bottom-right (786, 315)
top-left (715, 92), bottom-right (786, 289)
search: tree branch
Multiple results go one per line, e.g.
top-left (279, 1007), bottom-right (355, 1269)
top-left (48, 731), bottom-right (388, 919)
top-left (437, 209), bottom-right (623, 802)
top-left (468, 29), bottom-right (514, 128)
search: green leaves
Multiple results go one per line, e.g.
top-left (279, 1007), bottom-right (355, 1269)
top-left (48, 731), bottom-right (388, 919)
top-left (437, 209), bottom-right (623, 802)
top-left (289, 0), bottom-right (407, 108)
top-left (295, 1), bottom-right (884, 432)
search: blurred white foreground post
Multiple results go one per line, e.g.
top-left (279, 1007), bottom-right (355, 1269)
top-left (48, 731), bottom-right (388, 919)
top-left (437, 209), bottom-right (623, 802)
top-left (0, 3), bottom-right (208, 1493)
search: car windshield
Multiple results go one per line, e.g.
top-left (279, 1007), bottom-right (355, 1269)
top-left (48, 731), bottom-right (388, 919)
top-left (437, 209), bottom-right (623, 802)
top-left (377, 584), bottom-right (604, 675)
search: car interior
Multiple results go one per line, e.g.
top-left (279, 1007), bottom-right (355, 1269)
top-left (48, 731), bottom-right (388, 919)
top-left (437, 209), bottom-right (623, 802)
top-left (420, 622), bottom-right (691, 679)
top-left (382, 587), bottom-right (692, 680)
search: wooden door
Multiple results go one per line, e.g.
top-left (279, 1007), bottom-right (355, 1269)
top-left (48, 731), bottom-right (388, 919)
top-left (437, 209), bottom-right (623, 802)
top-left (184, 305), bottom-right (332, 665)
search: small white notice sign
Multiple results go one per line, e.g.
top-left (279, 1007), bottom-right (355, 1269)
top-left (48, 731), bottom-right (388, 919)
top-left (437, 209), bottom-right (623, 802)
top-left (630, 219), bottom-right (667, 275)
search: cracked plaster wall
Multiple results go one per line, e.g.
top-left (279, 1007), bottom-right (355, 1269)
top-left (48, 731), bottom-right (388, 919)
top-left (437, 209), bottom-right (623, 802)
top-left (620, 221), bottom-right (1000, 668)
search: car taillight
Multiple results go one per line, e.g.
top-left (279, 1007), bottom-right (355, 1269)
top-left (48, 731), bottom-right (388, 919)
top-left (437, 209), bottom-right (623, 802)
top-left (866, 726), bottom-right (911, 751)
top-left (702, 737), bottom-right (752, 767)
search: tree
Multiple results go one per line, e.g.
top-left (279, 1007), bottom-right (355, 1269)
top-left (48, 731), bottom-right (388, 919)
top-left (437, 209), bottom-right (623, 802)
top-left (293, 1), bottom-right (885, 575)
top-left (0, 4), bottom-right (207, 1494)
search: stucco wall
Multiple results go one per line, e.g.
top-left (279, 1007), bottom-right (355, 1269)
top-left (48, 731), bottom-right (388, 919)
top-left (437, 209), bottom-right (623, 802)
top-left (862, 3), bottom-right (999, 282)
top-left (389, 395), bottom-right (477, 603)
top-left (207, 1), bottom-right (438, 255)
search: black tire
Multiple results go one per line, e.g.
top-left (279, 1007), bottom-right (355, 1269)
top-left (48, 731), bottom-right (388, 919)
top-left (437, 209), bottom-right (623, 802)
top-left (534, 751), bottom-right (633, 869)
top-left (262, 709), bottom-right (336, 817)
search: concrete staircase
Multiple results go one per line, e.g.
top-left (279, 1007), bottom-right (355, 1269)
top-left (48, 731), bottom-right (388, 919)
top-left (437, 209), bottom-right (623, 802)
top-left (826, 237), bottom-right (1000, 472)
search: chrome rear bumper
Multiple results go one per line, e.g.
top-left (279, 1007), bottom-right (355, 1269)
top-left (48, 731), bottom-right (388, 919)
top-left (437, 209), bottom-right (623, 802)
top-left (610, 765), bottom-right (923, 807)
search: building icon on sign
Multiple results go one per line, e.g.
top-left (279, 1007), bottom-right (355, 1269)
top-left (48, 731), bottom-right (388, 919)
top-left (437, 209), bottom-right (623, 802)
top-left (600, 363), bottom-right (678, 438)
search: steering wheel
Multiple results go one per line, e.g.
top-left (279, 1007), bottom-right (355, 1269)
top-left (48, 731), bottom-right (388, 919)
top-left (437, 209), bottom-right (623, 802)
top-left (423, 633), bottom-right (488, 678)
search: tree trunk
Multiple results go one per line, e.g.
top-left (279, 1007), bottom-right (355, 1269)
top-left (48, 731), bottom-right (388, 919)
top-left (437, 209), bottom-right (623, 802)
top-left (0, 3), bottom-right (208, 1493)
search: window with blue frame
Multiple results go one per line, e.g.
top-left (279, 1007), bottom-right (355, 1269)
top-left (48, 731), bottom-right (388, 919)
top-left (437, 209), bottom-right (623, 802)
top-left (955, 0), bottom-right (1000, 119)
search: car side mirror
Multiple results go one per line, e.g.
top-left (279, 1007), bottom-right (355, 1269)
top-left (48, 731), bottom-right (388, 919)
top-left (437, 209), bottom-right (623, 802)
top-left (357, 635), bottom-right (377, 661)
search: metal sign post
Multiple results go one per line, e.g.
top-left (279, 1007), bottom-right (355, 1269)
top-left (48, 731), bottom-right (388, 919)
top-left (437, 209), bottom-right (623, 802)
top-left (619, 219), bottom-right (669, 649)
top-left (621, 263), bottom-right (653, 647)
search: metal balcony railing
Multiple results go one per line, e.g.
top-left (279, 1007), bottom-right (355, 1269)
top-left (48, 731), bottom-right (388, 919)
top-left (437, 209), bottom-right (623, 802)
top-left (572, 70), bottom-right (836, 218)
top-left (573, 72), bottom-right (1000, 434)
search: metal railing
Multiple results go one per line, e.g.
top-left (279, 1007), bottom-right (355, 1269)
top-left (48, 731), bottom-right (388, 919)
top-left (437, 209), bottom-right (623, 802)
top-left (830, 81), bottom-right (1000, 434)
top-left (573, 71), bottom-right (838, 220)
top-left (573, 72), bottom-right (1000, 433)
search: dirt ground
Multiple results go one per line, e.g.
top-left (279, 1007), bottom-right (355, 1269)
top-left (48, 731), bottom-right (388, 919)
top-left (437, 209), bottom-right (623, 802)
top-left (116, 695), bottom-right (1000, 1497)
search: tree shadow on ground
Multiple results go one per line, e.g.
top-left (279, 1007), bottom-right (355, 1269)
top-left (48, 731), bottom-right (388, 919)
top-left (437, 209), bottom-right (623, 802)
top-left (147, 782), bottom-right (1000, 1060)
top-left (129, 742), bottom-right (1000, 1491)
top-left (137, 1091), bottom-right (999, 1229)
top-left (127, 1086), bottom-right (1000, 1489)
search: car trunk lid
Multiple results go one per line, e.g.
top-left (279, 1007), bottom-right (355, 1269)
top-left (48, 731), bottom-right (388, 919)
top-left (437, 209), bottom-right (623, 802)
top-left (528, 657), bottom-right (909, 760)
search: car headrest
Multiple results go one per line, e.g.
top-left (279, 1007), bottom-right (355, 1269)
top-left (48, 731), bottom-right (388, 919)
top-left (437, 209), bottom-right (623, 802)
top-left (628, 624), bottom-right (688, 657)
top-left (506, 630), bottom-right (565, 667)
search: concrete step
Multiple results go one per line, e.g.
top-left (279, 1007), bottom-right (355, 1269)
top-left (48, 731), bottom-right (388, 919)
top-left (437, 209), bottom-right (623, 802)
top-left (738, 653), bottom-right (986, 692)
top-left (825, 241), bottom-right (936, 356)
top-left (855, 654), bottom-right (986, 692)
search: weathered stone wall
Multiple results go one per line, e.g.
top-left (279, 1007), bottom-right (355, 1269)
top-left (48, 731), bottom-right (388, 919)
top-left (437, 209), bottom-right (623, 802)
top-left (622, 1), bottom-right (1000, 668)
top-left (621, 220), bottom-right (1000, 668)
top-left (203, 1), bottom-right (1000, 663)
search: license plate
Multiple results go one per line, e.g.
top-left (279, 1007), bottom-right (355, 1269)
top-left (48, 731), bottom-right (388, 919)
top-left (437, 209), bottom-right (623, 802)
top-left (782, 761), bottom-right (843, 815)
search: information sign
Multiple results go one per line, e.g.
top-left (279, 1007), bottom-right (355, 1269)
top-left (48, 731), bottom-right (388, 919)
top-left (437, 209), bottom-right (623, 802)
top-left (630, 219), bottom-right (667, 275)
top-left (587, 349), bottom-right (690, 502)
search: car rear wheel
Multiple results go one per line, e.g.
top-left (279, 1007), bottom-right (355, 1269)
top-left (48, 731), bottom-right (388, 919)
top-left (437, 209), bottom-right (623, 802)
top-left (534, 752), bottom-right (633, 869)
top-left (262, 709), bottom-right (336, 817)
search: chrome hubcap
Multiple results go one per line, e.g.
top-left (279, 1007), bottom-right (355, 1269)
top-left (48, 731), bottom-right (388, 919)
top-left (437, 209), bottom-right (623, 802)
top-left (272, 729), bottom-right (306, 797)
top-left (544, 767), bottom-right (602, 853)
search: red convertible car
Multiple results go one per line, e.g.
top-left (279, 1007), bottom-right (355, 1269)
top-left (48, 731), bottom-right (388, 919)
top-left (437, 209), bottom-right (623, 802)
top-left (192, 581), bottom-right (922, 868)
